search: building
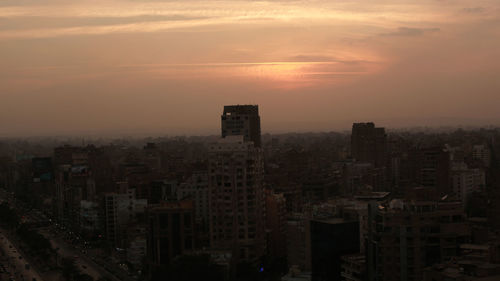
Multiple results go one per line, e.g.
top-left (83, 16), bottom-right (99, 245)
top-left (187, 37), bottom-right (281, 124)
top-left (147, 200), bottom-right (195, 267)
top-left (265, 189), bottom-right (287, 260)
top-left (127, 225), bottom-right (148, 268)
top-left (103, 188), bottom-right (147, 247)
top-left (221, 105), bottom-right (261, 148)
top-left (208, 135), bottom-right (266, 262)
top-left (79, 200), bottom-right (100, 236)
top-left (450, 162), bottom-right (485, 204)
top-left (31, 157), bottom-right (53, 195)
top-left (367, 198), bottom-right (471, 281)
top-left (341, 254), bottom-right (366, 281)
top-left (55, 163), bottom-right (96, 229)
top-left (410, 146), bottom-right (451, 195)
top-left (423, 259), bottom-right (500, 281)
top-left (310, 218), bottom-right (360, 281)
top-left (286, 214), bottom-right (312, 272)
top-left (351, 123), bottom-right (387, 167)
top-left (177, 171), bottom-right (210, 226)
top-left (472, 145), bottom-right (491, 167)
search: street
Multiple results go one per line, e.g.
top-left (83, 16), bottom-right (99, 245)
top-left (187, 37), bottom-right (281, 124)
top-left (0, 231), bottom-right (44, 281)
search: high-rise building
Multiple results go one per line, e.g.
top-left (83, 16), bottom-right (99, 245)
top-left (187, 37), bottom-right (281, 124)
top-left (450, 162), bottom-right (485, 204)
top-left (310, 218), bottom-right (360, 281)
top-left (221, 105), bottom-right (261, 147)
top-left (103, 188), bottom-right (147, 247)
top-left (409, 146), bottom-right (451, 195)
top-left (472, 144), bottom-right (491, 167)
top-left (367, 198), bottom-right (470, 281)
top-left (147, 200), bottom-right (195, 267)
top-left (209, 105), bottom-right (266, 263)
top-left (208, 135), bottom-right (266, 262)
top-left (351, 123), bottom-right (387, 167)
top-left (265, 189), bottom-right (287, 261)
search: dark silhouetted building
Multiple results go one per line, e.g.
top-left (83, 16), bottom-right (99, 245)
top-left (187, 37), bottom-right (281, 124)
top-left (310, 218), bottom-right (360, 281)
top-left (367, 198), bottom-right (470, 281)
top-left (409, 146), bottom-right (451, 195)
top-left (221, 105), bottom-right (261, 147)
top-left (147, 200), bottom-right (195, 266)
top-left (351, 123), bottom-right (387, 167)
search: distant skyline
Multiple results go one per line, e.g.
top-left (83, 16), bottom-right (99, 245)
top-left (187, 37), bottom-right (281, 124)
top-left (1, 0), bottom-right (500, 137)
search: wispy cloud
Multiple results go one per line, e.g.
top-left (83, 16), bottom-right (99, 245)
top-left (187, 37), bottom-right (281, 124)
top-left (380, 27), bottom-right (440, 37)
top-left (0, 0), bottom-right (462, 39)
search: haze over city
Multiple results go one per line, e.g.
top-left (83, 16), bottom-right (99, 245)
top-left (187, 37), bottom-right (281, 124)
top-left (1, 0), bottom-right (500, 137)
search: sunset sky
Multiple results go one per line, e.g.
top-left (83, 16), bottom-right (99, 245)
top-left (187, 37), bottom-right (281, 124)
top-left (1, 0), bottom-right (500, 136)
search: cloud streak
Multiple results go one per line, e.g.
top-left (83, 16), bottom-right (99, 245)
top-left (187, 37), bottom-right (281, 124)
top-left (380, 27), bottom-right (440, 37)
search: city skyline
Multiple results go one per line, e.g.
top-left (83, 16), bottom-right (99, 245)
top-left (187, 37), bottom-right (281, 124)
top-left (1, 0), bottom-right (500, 136)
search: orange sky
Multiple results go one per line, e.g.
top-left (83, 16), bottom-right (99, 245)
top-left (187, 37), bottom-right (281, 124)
top-left (1, 0), bottom-right (500, 136)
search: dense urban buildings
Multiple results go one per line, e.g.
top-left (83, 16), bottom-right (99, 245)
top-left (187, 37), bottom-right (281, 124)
top-left (0, 111), bottom-right (500, 281)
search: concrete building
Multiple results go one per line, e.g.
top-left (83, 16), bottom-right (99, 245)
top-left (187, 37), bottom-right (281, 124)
top-left (208, 135), bottom-right (266, 262)
top-left (472, 145), bottom-right (491, 167)
top-left (341, 254), bottom-right (366, 281)
top-left (127, 225), bottom-right (147, 268)
top-left (221, 105), bottom-right (261, 148)
top-left (55, 163), bottom-right (96, 229)
top-left (79, 200), bottom-right (100, 235)
top-left (147, 200), bottom-right (195, 266)
top-left (310, 218), bottom-right (360, 281)
top-left (367, 199), bottom-right (471, 281)
top-left (286, 214), bottom-right (312, 272)
top-left (265, 189), bottom-right (287, 260)
top-left (177, 171), bottom-right (209, 226)
top-left (410, 146), bottom-right (451, 195)
top-left (103, 188), bottom-right (147, 247)
top-left (451, 162), bottom-right (485, 204)
top-left (423, 259), bottom-right (500, 281)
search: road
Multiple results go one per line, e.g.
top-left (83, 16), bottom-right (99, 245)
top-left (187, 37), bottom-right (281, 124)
top-left (38, 228), bottom-right (114, 281)
top-left (0, 188), bottom-right (137, 281)
top-left (0, 230), bottom-right (44, 281)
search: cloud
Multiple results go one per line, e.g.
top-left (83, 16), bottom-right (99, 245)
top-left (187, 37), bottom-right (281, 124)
top-left (380, 27), bottom-right (440, 37)
top-left (286, 55), bottom-right (375, 66)
top-left (462, 7), bottom-right (485, 14)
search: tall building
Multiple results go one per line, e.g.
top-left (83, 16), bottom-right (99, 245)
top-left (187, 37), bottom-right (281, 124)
top-left (147, 200), bottom-right (195, 267)
top-left (209, 105), bottom-right (266, 263)
top-left (310, 218), bottom-right (360, 281)
top-left (265, 189), bottom-right (287, 261)
top-left (177, 171), bottom-right (210, 227)
top-left (221, 105), bottom-right (261, 147)
top-left (103, 188), bottom-right (147, 247)
top-left (450, 162), bottom-right (485, 204)
top-left (472, 144), bottom-right (491, 167)
top-left (351, 123), bottom-right (387, 167)
top-left (410, 146), bottom-right (451, 195)
top-left (367, 198), bottom-right (470, 281)
top-left (208, 135), bottom-right (266, 262)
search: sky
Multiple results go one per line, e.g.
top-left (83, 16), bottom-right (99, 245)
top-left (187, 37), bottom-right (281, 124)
top-left (1, 0), bottom-right (500, 136)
